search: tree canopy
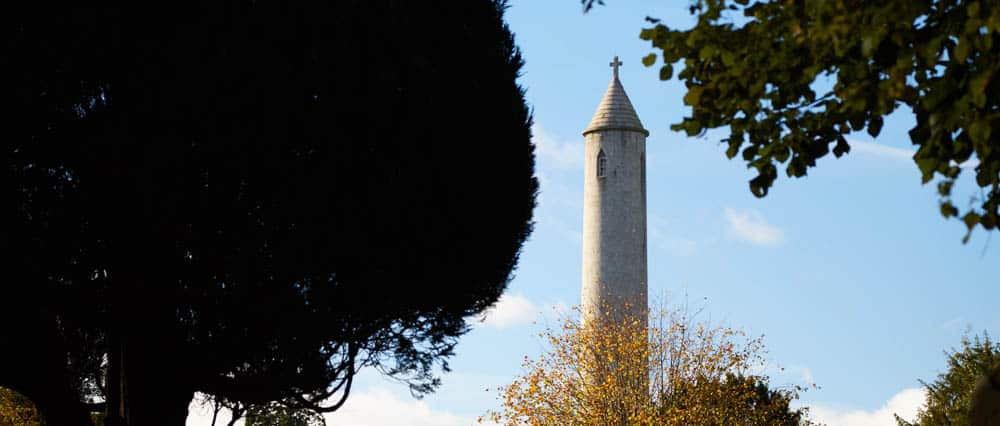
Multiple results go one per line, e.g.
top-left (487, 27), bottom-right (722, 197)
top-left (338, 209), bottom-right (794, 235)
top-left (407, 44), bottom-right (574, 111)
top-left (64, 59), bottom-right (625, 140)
top-left (586, 0), bottom-right (1000, 242)
top-left (244, 402), bottom-right (326, 426)
top-left (3, 1), bottom-right (536, 424)
top-left (488, 305), bottom-right (814, 425)
top-left (898, 332), bottom-right (1000, 425)
top-left (0, 387), bottom-right (44, 426)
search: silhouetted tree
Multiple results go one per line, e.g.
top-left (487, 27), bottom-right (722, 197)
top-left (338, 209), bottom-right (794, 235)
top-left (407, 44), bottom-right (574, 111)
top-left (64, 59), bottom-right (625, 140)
top-left (2, 1), bottom-right (536, 424)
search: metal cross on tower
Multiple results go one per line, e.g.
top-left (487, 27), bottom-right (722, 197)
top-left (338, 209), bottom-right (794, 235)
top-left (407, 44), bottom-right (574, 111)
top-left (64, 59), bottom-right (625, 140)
top-left (610, 56), bottom-right (623, 79)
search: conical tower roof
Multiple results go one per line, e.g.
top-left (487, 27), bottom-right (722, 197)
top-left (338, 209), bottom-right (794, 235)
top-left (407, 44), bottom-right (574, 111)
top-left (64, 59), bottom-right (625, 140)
top-left (583, 57), bottom-right (648, 136)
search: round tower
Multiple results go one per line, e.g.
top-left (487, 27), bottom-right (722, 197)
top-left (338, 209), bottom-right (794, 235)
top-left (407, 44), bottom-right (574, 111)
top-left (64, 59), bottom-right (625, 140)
top-left (581, 56), bottom-right (649, 326)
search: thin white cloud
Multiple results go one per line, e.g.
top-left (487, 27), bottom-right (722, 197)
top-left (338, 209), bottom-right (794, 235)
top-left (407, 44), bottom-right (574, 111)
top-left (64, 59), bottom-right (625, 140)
top-left (477, 295), bottom-right (572, 331)
top-left (939, 316), bottom-right (966, 330)
top-left (850, 140), bottom-right (914, 162)
top-left (537, 300), bottom-right (573, 325)
top-left (774, 363), bottom-right (815, 386)
top-left (326, 387), bottom-right (472, 426)
top-left (662, 237), bottom-right (699, 256)
top-left (187, 388), bottom-right (481, 426)
top-left (724, 207), bottom-right (785, 246)
top-left (477, 293), bottom-right (539, 329)
top-left (532, 125), bottom-right (583, 169)
top-left (648, 212), bottom-right (702, 257)
top-left (794, 366), bottom-right (815, 385)
top-left (534, 171), bottom-right (584, 244)
top-left (959, 158), bottom-right (981, 169)
top-left (850, 140), bottom-right (979, 169)
top-left (807, 387), bottom-right (926, 426)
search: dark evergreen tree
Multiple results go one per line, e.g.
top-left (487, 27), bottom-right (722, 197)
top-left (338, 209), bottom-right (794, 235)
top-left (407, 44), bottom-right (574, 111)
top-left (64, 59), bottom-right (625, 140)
top-left (657, 374), bottom-right (812, 425)
top-left (2, 1), bottom-right (536, 424)
top-left (898, 333), bottom-right (1000, 425)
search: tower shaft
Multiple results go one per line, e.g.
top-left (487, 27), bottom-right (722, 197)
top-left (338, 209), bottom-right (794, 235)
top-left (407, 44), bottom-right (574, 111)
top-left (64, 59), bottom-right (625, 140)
top-left (581, 61), bottom-right (649, 326)
top-left (581, 131), bottom-right (647, 325)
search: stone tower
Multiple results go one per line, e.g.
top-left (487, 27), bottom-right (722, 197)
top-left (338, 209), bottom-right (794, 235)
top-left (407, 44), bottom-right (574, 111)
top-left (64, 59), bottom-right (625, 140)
top-left (581, 56), bottom-right (649, 326)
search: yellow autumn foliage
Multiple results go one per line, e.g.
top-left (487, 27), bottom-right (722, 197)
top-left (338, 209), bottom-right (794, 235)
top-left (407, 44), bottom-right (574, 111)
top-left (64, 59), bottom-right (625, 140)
top-left (0, 387), bottom-right (42, 426)
top-left (488, 304), bottom-right (816, 425)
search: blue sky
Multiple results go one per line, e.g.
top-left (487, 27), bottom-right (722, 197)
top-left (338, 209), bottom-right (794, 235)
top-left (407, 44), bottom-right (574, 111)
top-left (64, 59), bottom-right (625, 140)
top-left (189, 1), bottom-right (999, 425)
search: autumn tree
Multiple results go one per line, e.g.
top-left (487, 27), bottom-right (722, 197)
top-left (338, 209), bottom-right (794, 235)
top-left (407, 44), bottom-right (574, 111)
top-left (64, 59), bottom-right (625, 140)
top-left (583, 0), bottom-right (999, 242)
top-left (0, 387), bottom-right (43, 426)
top-left (897, 332), bottom-right (1000, 426)
top-left (3, 1), bottom-right (536, 424)
top-left (488, 305), bottom-right (814, 425)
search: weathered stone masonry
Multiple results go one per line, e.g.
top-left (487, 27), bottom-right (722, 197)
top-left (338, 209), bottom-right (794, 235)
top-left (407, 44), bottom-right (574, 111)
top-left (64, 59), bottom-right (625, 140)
top-left (581, 57), bottom-right (649, 326)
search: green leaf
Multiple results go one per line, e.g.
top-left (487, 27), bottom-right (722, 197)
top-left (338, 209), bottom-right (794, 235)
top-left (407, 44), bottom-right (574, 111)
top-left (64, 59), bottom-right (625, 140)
top-left (721, 51), bottom-right (736, 66)
top-left (725, 138), bottom-right (742, 158)
top-left (982, 213), bottom-right (997, 229)
top-left (683, 120), bottom-right (702, 136)
top-left (969, 120), bottom-right (991, 144)
top-left (937, 180), bottom-right (953, 196)
top-left (749, 176), bottom-right (769, 197)
top-left (684, 86), bottom-right (704, 106)
top-left (963, 212), bottom-right (981, 229)
top-left (659, 64), bottom-right (674, 80)
top-left (698, 45), bottom-right (716, 60)
top-left (849, 114), bottom-right (866, 131)
top-left (642, 53), bottom-right (657, 67)
top-left (786, 159), bottom-right (806, 177)
top-left (917, 157), bottom-right (938, 183)
top-left (940, 201), bottom-right (959, 218)
top-left (774, 143), bottom-right (790, 163)
top-left (919, 36), bottom-right (944, 66)
top-left (862, 34), bottom-right (879, 58)
top-left (868, 116), bottom-right (884, 137)
top-left (955, 36), bottom-right (970, 61)
top-left (970, 77), bottom-right (989, 108)
top-left (832, 136), bottom-right (850, 157)
top-left (968, 1), bottom-right (981, 17)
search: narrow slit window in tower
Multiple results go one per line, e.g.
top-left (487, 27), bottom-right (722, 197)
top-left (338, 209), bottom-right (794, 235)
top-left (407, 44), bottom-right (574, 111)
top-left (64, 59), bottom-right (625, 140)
top-left (641, 152), bottom-right (646, 193)
top-left (597, 150), bottom-right (607, 178)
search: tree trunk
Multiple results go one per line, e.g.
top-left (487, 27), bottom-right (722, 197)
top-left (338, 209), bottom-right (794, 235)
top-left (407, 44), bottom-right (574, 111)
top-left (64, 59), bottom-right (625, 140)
top-left (105, 331), bottom-right (194, 426)
top-left (3, 317), bottom-right (96, 426)
top-left (102, 243), bottom-right (196, 426)
top-left (104, 271), bottom-right (194, 425)
top-left (104, 333), bottom-right (126, 426)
